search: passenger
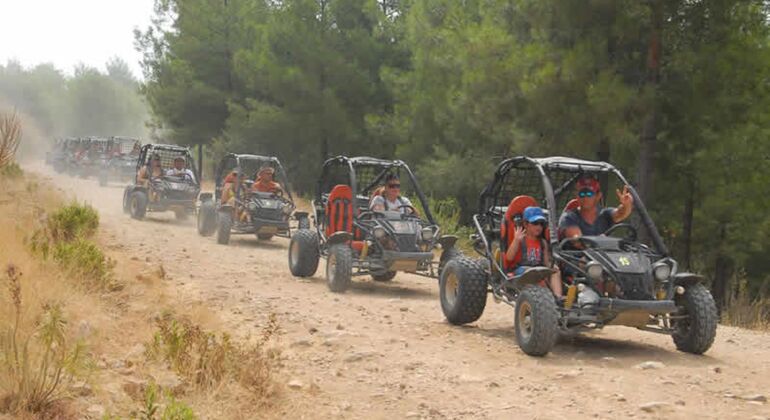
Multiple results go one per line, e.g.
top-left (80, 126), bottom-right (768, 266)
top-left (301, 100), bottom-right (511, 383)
top-left (251, 166), bottom-right (283, 194)
top-left (137, 153), bottom-right (163, 185)
top-left (369, 174), bottom-right (416, 214)
top-left (166, 156), bottom-right (196, 183)
top-left (505, 206), bottom-right (563, 299)
top-left (559, 175), bottom-right (634, 239)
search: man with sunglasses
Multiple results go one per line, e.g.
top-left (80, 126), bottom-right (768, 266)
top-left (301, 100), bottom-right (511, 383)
top-left (369, 173), bottom-right (415, 214)
top-left (559, 175), bottom-right (634, 240)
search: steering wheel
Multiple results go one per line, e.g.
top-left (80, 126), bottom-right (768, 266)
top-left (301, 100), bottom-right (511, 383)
top-left (397, 204), bottom-right (419, 217)
top-left (358, 210), bottom-right (385, 220)
top-left (604, 223), bottom-right (638, 242)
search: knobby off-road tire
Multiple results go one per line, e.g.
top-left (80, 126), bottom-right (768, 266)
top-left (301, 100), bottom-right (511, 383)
top-left (440, 257), bottom-right (488, 325)
top-left (129, 191), bottom-right (148, 220)
top-left (438, 246), bottom-right (463, 279)
top-left (197, 200), bottom-right (216, 236)
top-left (672, 283), bottom-right (718, 354)
top-left (122, 189), bottom-right (131, 214)
top-left (326, 244), bottom-right (353, 293)
top-left (297, 216), bottom-right (311, 230)
top-left (288, 229), bottom-right (320, 277)
top-left (217, 212), bottom-right (232, 245)
top-left (514, 285), bottom-right (559, 357)
top-left (371, 271), bottom-right (397, 282)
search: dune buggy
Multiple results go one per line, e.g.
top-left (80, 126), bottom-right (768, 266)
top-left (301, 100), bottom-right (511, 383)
top-left (122, 144), bottom-right (200, 220)
top-left (75, 137), bottom-right (111, 178)
top-left (98, 137), bottom-right (141, 186)
top-left (288, 156), bottom-right (461, 292)
top-left (439, 156), bottom-right (718, 356)
top-left (197, 153), bottom-right (306, 244)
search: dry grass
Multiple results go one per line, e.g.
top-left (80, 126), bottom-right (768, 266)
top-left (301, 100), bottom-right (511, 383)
top-left (0, 111), bottom-right (22, 168)
top-left (146, 312), bottom-right (281, 402)
top-left (722, 281), bottom-right (770, 330)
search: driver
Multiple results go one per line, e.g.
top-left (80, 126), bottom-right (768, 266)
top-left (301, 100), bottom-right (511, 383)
top-left (251, 166), bottom-right (283, 194)
top-left (559, 175), bottom-right (634, 239)
top-left (369, 174), bottom-right (415, 214)
top-left (166, 156), bottom-right (196, 182)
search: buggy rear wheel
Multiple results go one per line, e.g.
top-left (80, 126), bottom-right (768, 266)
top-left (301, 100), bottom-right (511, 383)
top-left (438, 247), bottom-right (463, 279)
top-left (514, 285), bottom-right (559, 357)
top-left (326, 244), bottom-right (352, 293)
top-left (371, 271), bottom-right (397, 282)
top-left (217, 212), bottom-right (232, 245)
top-left (197, 200), bottom-right (216, 236)
top-left (129, 191), bottom-right (147, 220)
top-left (439, 257), bottom-right (488, 325)
top-left (672, 283), bottom-right (718, 354)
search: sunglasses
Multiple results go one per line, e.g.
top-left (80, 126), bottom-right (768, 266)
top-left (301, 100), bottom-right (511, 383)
top-left (578, 189), bottom-right (595, 198)
top-left (387, 184), bottom-right (401, 189)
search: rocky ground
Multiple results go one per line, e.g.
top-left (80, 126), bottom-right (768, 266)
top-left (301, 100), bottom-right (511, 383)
top-left (38, 165), bottom-right (770, 419)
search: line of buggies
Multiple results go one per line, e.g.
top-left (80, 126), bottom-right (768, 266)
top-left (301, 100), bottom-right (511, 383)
top-left (113, 141), bottom-right (718, 358)
top-left (46, 136), bottom-right (142, 185)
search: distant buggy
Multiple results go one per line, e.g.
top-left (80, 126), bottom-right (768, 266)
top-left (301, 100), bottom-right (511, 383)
top-left (122, 144), bottom-right (200, 220)
top-left (439, 156), bottom-right (718, 356)
top-left (288, 156), bottom-right (461, 292)
top-left (197, 153), bottom-right (306, 244)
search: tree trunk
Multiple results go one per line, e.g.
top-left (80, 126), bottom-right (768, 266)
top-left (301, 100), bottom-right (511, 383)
top-left (712, 224), bottom-right (734, 312)
top-left (597, 136), bottom-right (610, 198)
top-left (682, 175), bottom-right (695, 270)
top-left (637, 0), bottom-right (663, 203)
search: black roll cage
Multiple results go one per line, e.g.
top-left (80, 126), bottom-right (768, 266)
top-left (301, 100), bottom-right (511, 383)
top-left (134, 143), bottom-right (200, 186)
top-left (316, 156), bottom-right (437, 227)
top-left (477, 156), bottom-right (668, 257)
top-left (213, 153), bottom-right (294, 204)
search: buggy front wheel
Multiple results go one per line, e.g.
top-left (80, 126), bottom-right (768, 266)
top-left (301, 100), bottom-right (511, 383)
top-left (129, 191), bottom-right (147, 220)
top-left (439, 257), bottom-right (488, 325)
top-left (217, 212), bottom-right (232, 245)
top-left (288, 229), bottom-right (320, 277)
top-left (514, 285), bottom-right (559, 357)
top-left (672, 283), bottom-right (718, 354)
top-left (326, 244), bottom-right (352, 293)
top-left (197, 200), bottom-right (216, 236)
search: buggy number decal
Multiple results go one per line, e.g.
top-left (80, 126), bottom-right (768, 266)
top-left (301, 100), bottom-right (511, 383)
top-left (617, 256), bottom-right (631, 266)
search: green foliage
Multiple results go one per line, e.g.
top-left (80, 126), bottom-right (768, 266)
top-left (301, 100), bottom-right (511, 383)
top-left (140, 383), bottom-right (196, 420)
top-left (0, 58), bottom-right (147, 158)
top-left (0, 161), bottom-right (22, 178)
top-left (52, 240), bottom-right (115, 290)
top-left (146, 313), bottom-right (279, 393)
top-left (137, 0), bottom-right (770, 308)
top-left (47, 202), bottom-right (99, 242)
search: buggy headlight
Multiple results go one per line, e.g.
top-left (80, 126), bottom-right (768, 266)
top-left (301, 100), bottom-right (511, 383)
top-left (373, 226), bottom-right (386, 239)
top-left (420, 227), bottom-right (434, 241)
top-left (586, 261), bottom-right (603, 280)
top-left (653, 261), bottom-right (671, 281)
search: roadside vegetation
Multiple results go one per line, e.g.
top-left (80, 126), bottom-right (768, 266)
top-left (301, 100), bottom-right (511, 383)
top-left (0, 115), bottom-right (281, 418)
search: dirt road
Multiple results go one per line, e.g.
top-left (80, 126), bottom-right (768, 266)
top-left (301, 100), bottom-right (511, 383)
top-left (40, 167), bottom-right (769, 420)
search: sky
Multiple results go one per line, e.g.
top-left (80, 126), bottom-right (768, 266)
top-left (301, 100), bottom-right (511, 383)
top-left (0, 0), bottom-right (156, 78)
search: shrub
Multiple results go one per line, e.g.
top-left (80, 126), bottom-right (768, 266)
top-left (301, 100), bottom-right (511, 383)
top-left (47, 202), bottom-right (99, 242)
top-left (0, 264), bottom-right (89, 414)
top-left (414, 196), bottom-right (474, 251)
top-left (140, 383), bottom-right (196, 420)
top-left (0, 162), bottom-right (22, 178)
top-left (52, 239), bottom-right (115, 290)
top-left (146, 313), bottom-right (279, 398)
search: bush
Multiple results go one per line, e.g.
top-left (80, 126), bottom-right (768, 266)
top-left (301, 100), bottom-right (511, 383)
top-left (48, 202), bottom-right (99, 242)
top-left (0, 162), bottom-right (22, 178)
top-left (0, 264), bottom-right (89, 414)
top-left (141, 383), bottom-right (196, 420)
top-left (52, 239), bottom-right (115, 290)
top-left (146, 313), bottom-right (279, 399)
top-left (414, 196), bottom-right (474, 251)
